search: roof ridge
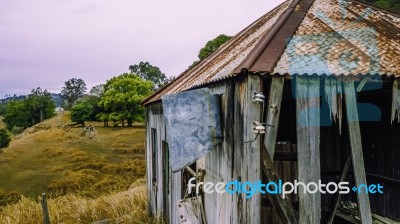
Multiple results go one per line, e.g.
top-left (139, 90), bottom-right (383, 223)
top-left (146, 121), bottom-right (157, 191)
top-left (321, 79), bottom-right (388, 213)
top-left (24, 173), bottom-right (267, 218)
top-left (233, 0), bottom-right (316, 73)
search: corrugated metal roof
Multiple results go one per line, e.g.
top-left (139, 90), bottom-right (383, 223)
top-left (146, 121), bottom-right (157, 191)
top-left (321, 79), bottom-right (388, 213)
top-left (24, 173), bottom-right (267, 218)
top-left (143, 0), bottom-right (400, 105)
top-left (273, 0), bottom-right (400, 75)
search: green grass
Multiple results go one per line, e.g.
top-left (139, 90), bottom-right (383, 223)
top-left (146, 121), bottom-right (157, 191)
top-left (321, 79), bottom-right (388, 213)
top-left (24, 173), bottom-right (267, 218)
top-left (0, 113), bottom-right (147, 205)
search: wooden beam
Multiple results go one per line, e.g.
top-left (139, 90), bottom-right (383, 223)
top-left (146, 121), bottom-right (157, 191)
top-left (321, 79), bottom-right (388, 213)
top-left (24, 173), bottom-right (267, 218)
top-left (264, 76), bottom-right (285, 159)
top-left (327, 155), bottom-right (352, 224)
top-left (296, 75), bottom-right (321, 224)
top-left (356, 76), bottom-right (369, 92)
top-left (261, 147), bottom-right (298, 224)
top-left (343, 76), bottom-right (372, 224)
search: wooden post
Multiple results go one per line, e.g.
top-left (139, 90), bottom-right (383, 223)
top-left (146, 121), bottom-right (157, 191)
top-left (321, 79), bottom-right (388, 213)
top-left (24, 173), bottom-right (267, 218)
top-left (261, 147), bottom-right (298, 224)
top-left (41, 193), bottom-right (50, 224)
top-left (264, 76), bottom-right (285, 159)
top-left (296, 75), bottom-right (321, 224)
top-left (327, 155), bottom-right (351, 224)
top-left (244, 74), bottom-right (262, 224)
top-left (343, 77), bottom-right (372, 223)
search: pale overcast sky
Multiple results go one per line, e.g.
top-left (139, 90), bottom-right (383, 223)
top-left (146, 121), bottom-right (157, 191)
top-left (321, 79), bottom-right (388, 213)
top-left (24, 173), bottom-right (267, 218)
top-left (0, 0), bottom-right (284, 98)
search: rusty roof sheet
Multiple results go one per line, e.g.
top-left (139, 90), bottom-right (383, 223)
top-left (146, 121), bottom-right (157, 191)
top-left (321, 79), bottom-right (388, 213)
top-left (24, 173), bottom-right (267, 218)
top-left (273, 0), bottom-right (400, 75)
top-left (143, 0), bottom-right (400, 105)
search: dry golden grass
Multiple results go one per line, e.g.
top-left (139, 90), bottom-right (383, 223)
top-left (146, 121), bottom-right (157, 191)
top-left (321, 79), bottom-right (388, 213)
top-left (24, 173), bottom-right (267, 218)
top-left (0, 112), bottom-right (146, 204)
top-left (0, 113), bottom-right (155, 222)
top-left (0, 184), bottom-right (162, 224)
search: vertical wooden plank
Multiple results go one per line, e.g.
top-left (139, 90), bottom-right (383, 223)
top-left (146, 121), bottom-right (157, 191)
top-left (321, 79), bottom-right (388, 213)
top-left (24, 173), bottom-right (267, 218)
top-left (264, 76), bottom-right (285, 159)
top-left (146, 103), bottom-right (168, 218)
top-left (296, 75), bottom-right (321, 224)
top-left (233, 74), bottom-right (262, 223)
top-left (172, 171), bottom-right (182, 223)
top-left (233, 78), bottom-right (244, 223)
top-left (326, 155), bottom-right (351, 224)
top-left (261, 148), bottom-right (298, 224)
top-left (145, 107), bottom-right (154, 214)
top-left (203, 82), bottom-right (234, 223)
top-left (244, 74), bottom-right (262, 224)
top-left (343, 76), bottom-right (372, 224)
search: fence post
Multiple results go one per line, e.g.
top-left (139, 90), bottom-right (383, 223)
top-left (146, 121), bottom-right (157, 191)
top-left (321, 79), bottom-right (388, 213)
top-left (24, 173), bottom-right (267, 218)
top-left (41, 193), bottom-right (51, 224)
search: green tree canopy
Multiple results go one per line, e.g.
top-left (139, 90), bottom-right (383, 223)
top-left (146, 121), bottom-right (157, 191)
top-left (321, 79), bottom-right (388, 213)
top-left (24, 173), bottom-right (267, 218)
top-left (361, 0), bottom-right (400, 12)
top-left (61, 78), bottom-right (87, 108)
top-left (70, 101), bottom-right (93, 127)
top-left (198, 34), bottom-right (232, 60)
top-left (128, 62), bottom-right (173, 90)
top-left (26, 87), bottom-right (55, 123)
top-left (98, 73), bottom-right (153, 126)
top-left (4, 100), bottom-right (29, 130)
top-left (89, 84), bottom-right (104, 97)
top-left (4, 88), bottom-right (55, 130)
top-left (0, 129), bottom-right (10, 149)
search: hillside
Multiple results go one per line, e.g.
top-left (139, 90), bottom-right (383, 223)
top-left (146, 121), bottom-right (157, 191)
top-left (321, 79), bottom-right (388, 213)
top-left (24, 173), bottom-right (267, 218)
top-left (0, 113), bottom-right (146, 205)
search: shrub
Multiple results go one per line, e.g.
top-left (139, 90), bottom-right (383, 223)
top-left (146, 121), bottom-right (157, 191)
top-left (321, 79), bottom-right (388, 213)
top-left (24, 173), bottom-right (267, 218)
top-left (0, 129), bottom-right (10, 149)
top-left (10, 126), bottom-right (24, 135)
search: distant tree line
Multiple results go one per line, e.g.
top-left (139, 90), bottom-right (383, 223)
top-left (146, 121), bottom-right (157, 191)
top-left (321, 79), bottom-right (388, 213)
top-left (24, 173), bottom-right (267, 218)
top-left (70, 73), bottom-right (153, 127)
top-left (67, 62), bottom-right (168, 127)
top-left (0, 35), bottom-right (230, 141)
top-left (2, 88), bottom-right (55, 134)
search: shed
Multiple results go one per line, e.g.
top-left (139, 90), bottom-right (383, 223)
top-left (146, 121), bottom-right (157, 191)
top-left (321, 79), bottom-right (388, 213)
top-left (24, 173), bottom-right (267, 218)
top-left (142, 0), bottom-right (400, 223)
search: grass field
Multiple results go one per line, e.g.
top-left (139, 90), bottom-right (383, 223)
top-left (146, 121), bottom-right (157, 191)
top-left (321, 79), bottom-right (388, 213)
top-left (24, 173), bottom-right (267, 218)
top-left (0, 113), bottom-right (147, 207)
top-left (0, 184), bottom-right (160, 224)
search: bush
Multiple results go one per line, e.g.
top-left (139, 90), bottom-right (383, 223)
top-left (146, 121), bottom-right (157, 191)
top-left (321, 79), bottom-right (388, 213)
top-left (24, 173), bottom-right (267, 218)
top-left (11, 126), bottom-right (24, 135)
top-left (0, 129), bottom-right (10, 149)
top-left (70, 101), bottom-right (93, 127)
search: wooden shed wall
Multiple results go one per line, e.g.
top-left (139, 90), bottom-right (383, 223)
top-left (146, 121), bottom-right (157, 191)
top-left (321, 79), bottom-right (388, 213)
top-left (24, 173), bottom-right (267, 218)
top-left (146, 102), bottom-right (182, 223)
top-left (266, 78), bottom-right (400, 222)
top-left (146, 76), bottom-right (400, 223)
top-left (203, 74), bottom-right (263, 223)
top-left (146, 74), bottom-right (264, 224)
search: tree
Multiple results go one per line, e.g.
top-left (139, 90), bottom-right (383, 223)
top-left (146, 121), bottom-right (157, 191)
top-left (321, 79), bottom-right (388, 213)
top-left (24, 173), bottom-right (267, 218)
top-left (98, 73), bottom-right (153, 126)
top-left (70, 101), bottom-right (92, 127)
top-left (128, 62), bottom-right (173, 90)
top-left (4, 100), bottom-right (29, 130)
top-left (198, 34), bottom-right (232, 60)
top-left (360, 0), bottom-right (400, 12)
top-left (80, 95), bottom-right (102, 121)
top-left (0, 129), bottom-right (10, 149)
top-left (61, 78), bottom-right (87, 108)
top-left (4, 88), bottom-right (55, 130)
top-left (89, 84), bottom-right (104, 97)
top-left (26, 87), bottom-right (55, 123)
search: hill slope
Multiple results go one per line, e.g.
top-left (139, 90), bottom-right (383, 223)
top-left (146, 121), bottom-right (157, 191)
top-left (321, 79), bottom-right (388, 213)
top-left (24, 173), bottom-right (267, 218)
top-left (0, 113), bottom-right (146, 205)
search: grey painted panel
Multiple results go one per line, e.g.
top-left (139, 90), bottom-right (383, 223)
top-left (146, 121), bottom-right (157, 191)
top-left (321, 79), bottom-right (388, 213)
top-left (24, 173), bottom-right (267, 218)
top-left (162, 88), bottom-right (222, 172)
